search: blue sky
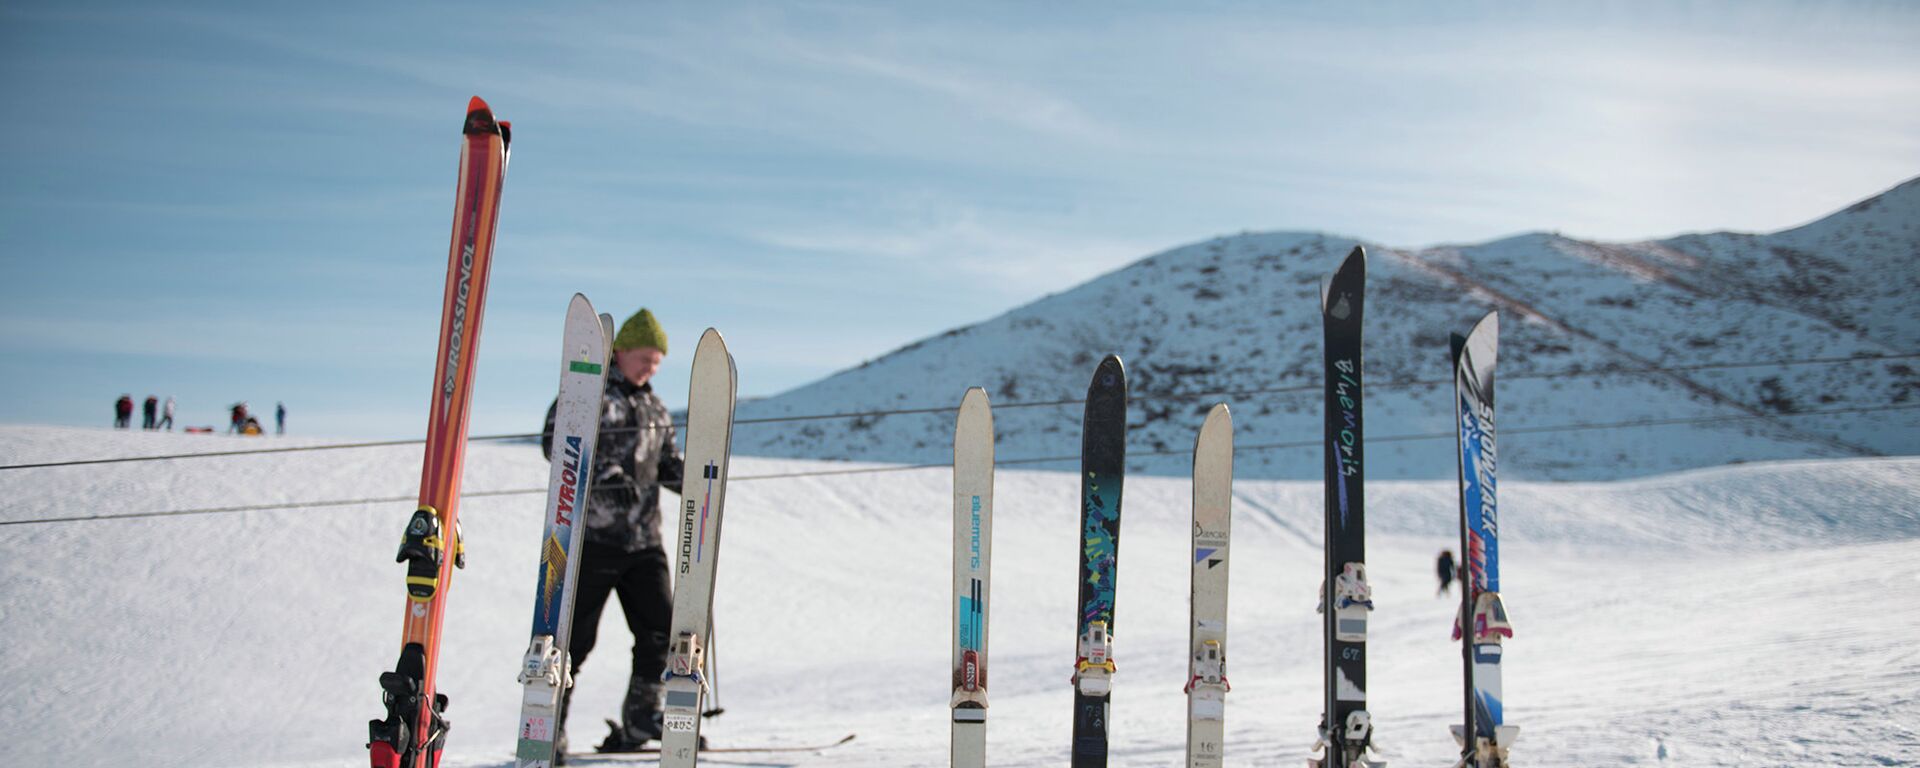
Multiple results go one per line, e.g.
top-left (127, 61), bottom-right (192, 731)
top-left (2, 1), bottom-right (1916, 438)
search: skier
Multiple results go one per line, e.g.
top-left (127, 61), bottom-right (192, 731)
top-left (229, 402), bottom-right (248, 434)
top-left (1437, 549), bottom-right (1457, 597)
top-left (114, 395), bottom-right (133, 429)
top-left (539, 307), bottom-right (684, 756)
top-left (276, 402), bottom-right (286, 435)
top-left (142, 395), bottom-right (158, 430)
top-left (159, 396), bottom-right (175, 431)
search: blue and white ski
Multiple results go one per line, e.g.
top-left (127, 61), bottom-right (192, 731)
top-left (514, 294), bottom-right (611, 768)
top-left (1449, 312), bottom-right (1517, 768)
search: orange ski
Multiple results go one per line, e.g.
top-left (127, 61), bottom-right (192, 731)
top-left (368, 95), bottom-right (510, 768)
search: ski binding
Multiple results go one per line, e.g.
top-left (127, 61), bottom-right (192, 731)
top-left (517, 635), bottom-right (567, 690)
top-left (1450, 724), bottom-right (1520, 768)
top-left (397, 507), bottom-right (463, 600)
top-left (1333, 562), bottom-right (1374, 642)
top-left (662, 630), bottom-right (707, 688)
top-left (1185, 638), bottom-right (1229, 719)
top-left (1072, 621), bottom-right (1115, 696)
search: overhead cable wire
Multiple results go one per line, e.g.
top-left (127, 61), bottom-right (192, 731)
top-left (7, 401), bottom-right (1912, 527)
top-left (3, 351), bottom-right (1912, 472)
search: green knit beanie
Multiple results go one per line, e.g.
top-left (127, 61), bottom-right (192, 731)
top-left (612, 308), bottom-right (668, 354)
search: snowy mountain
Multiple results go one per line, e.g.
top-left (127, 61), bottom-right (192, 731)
top-left (732, 177), bottom-right (1920, 480)
top-left (3, 426), bottom-right (1918, 767)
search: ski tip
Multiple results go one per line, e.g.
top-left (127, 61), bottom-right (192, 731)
top-left (695, 327), bottom-right (728, 357)
top-left (1468, 310), bottom-right (1499, 343)
top-left (1203, 401), bottom-right (1231, 430)
top-left (568, 294), bottom-right (600, 335)
top-left (1337, 244), bottom-right (1367, 273)
top-left (463, 96), bottom-right (501, 136)
top-left (956, 386), bottom-right (994, 455)
top-left (1091, 354), bottom-right (1127, 395)
top-left (1321, 244), bottom-right (1367, 314)
top-left (1464, 311), bottom-right (1500, 391)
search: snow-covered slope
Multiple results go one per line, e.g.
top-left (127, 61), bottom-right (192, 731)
top-left (732, 178), bottom-right (1920, 480)
top-left (3, 426), bottom-right (1919, 767)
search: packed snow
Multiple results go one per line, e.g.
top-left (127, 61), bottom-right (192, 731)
top-left (3, 425), bottom-right (1917, 767)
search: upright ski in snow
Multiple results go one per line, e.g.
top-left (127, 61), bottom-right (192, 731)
top-left (1449, 312), bottom-right (1517, 768)
top-left (1312, 247), bottom-right (1382, 768)
top-left (1185, 404), bottom-right (1232, 768)
top-left (1071, 355), bottom-right (1127, 768)
top-left (950, 388), bottom-right (994, 768)
top-left (369, 96), bottom-right (511, 768)
top-left (660, 329), bottom-right (739, 768)
top-left (514, 294), bottom-right (611, 768)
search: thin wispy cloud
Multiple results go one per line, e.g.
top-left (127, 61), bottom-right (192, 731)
top-left (1, 1), bottom-right (1916, 436)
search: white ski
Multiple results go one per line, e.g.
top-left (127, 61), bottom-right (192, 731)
top-left (660, 329), bottom-right (739, 768)
top-left (950, 388), bottom-right (994, 768)
top-left (1185, 403), bottom-right (1232, 768)
top-left (514, 294), bottom-right (611, 768)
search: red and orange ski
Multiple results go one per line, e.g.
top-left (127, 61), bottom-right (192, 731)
top-left (368, 96), bottom-right (511, 768)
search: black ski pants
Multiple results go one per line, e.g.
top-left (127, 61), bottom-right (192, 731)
top-left (564, 543), bottom-right (672, 742)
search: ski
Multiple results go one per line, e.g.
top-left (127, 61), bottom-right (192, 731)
top-left (951, 387), bottom-right (994, 768)
top-left (1311, 247), bottom-right (1382, 768)
top-left (1449, 311), bottom-right (1517, 768)
top-left (513, 294), bottom-right (612, 768)
top-left (1185, 403), bottom-right (1232, 768)
top-left (659, 329), bottom-right (740, 768)
top-left (1071, 355), bottom-right (1127, 767)
top-left (368, 95), bottom-right (511, 768)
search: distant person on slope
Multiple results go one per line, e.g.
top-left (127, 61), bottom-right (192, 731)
top-left (1437, 549), bottom-right (1457, 596)
top-left (114, 395), bottom-right (133, 429)
top-left (540, 307), bottom-right (684, 756)
top-left (142, 395), bottom-right (158, 430)
top-left (229, 402), bottom-right (248, 434)
top-left (276, 402), bottom-right (286, 435)
top-left (159, 396), bottom-right (175, 431)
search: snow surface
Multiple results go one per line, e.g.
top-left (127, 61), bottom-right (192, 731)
top-left (731, 177), bottom-right (1920, 481)
top-left (4, 426), bottom-right (1919, 767)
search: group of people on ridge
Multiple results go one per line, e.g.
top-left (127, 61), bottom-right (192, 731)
top-left (113, 396), bottom-right (286, 435)
top-left (115, 394), bottom-right (174, 431)
top-left (226, 402), bottom-right (287, 435)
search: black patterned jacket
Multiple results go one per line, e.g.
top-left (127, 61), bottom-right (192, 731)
top-left (542, 365), bottom-right (685, 552)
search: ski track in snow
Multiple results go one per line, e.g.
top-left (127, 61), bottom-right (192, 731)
top-left (1, 426), bottom-right (1918, 767)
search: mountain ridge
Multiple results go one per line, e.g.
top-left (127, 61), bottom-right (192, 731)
top-left (731, 176), bottom-right (1920, 480)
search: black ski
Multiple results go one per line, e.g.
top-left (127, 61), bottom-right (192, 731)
top-left (1312, 246), bottom-right (1381, 768)
top-left (1071, 355), bottom-right (1127, 767)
